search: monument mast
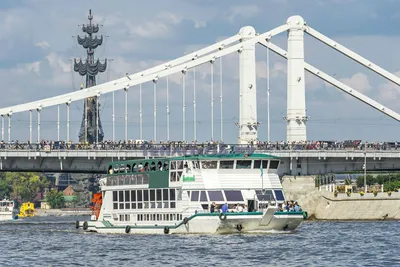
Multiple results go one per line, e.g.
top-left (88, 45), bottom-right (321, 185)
top-left (74, 9), bottom-right (107, 144)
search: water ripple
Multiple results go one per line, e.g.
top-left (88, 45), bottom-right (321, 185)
top-left (0, 217), bottom-right (399, 267)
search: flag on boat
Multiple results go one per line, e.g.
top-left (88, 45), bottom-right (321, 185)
top-left (260, 161), bottom-right (263, 177)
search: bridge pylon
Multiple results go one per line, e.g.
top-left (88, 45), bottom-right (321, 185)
top-left (285, 15), bottom-right (308, 142)
top-left (238, 26), bottom-right (259, 145)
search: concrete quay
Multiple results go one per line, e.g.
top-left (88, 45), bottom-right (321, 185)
top-left (282, 176), bottom-right (400, 220)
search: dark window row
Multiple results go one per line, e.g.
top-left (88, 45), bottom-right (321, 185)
top-left (137, 213), bottom-right (183, 221)
top-left (188, 190), bottom-right (243, 202)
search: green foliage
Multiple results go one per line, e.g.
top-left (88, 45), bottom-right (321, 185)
top-left (0, 172), bottom-right (49, 201)
top-left (46, 190), bottom-right (65, 209)
top-left (383, 181), bottom-right (400, 192)
top-left (356, 175), bottom-right (375, 188)
top-left (344, 178), bottom-right (352, 185)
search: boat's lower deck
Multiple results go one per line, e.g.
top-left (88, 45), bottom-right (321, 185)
top-left (77, 211), bottom-right (306, 234)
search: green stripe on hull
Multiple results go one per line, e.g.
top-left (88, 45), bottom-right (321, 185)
top-left (94, 212), bottom-right (263, 230)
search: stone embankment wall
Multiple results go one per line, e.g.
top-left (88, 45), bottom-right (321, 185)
top-left (282, 176), bottom-right (400, 220)
top-left (35, 208), bottom-right (91, 217)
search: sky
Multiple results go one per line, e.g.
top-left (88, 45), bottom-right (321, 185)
top-left (1, 0), bottom-right (400, 143)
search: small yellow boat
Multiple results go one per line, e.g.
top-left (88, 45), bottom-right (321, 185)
top-left (18, 202), bottom-right (35, 218)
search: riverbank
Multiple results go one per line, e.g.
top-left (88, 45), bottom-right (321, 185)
top-left (35, 208), bottom-right (91, 217)
top-left (282, 176), bottom-right (400, 220)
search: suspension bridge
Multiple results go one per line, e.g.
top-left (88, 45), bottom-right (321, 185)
top-left (1, 15), bottom-right (400, 175)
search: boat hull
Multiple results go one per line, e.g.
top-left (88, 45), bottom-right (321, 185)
top-left (77, 211), bottom-right (305, 234)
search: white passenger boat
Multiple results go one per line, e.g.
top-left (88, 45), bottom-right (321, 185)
top-left (77, 154), bottom-right (307, 234)
top-left (0, 198), bottom-right (18, 221)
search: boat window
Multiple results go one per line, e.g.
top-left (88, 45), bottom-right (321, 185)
top-left (256, 190), bottom-right (274, 201)
top-left (208, 191), bottom-right (224, 201)
top-left (151, 202), bottom-right (156, 208)
top-left (120, 164), bottom-right (125, 173)
top-left (108, 165), bottom-right (113, 174)
top-left (126, 164), bottom-right (131, 173)
top-left (143, 174), bottom-right (150, 184)
top-left (177, 161), bottom-right (183, 169)
top-left (119, 203), bottom-right (124, 209)
top-left (132, 163), bottom-right (138, 172)
top-left (125, 190), bottom-right (130, 202)
top-left (114, 164), bottom-right (119, 174)
top-left (191, 191), bottom-right (199, 201)
top-left (113, 191), bottom-right (118, 202)
top-left (254, 160), bottom-right (263, 169)
top-left (274, 190), bottom-right (285, 201)
top-left (187, 191), bottom-right (190, 198)
top-left (125, 203), bottom-right (130, 209)
top-left (144, 202), bottom-right (149, 209)
top-left (138, 203), bottom-right (143, 209)
top-left (176, 171), bottom-right (182, 182)
top-left (138, 162), bottom-right (144, 172)
top-left (164, 161), bottom-right (169, 171)
top-left (170, 172), bottom-right (176, 182)
top-left (224, 190), bottom-right (243, 201)
top-left (113, 203), bottom-right (118, 209)
top-left (137, 190), bottom-right (143, 201)
top-left (119, 191), bottom-right (124, 202)
top-left (144, 162), bottom-right (149, 172)
top-left (144, 190), bottom-right (149, 201)
top-left (163, 189), bottom-right (169, 200)
top-left (170, 202), bottom-right (176, 209)
top-left (157, 202), bottom-right (162, 208)
top-left (150, 162), bottom-right (156, 171)
top-left (200, 191), bottom-right (207, 202)
top-left (171, 161), bottom-right (176, 170)
top-left (192, 160), bottom-right (200, 169)
top-left (131, 203), bottom-right (136, 209)
top-left (269, 160), bottom-right (279, 169)
top-left (201, 161), bottom-right (218, 169)
top-left (157, 161), bottom-right (163, 170)
top-left (164, 202), bottom-right (169, 208)
top-left (150, 190), bottom-right (155, 201)
top-left (236, 160), bottom-right (251, 169)
top-left (220, 161), bottom-right (234, 169)
top-left (170, 189), bottom-right (176, 201)
top-left (201, 204), bottom-right (209, 210)
top-left (156, 189), bottom-right (162, 201)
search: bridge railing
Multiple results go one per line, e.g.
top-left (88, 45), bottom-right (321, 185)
top-left (0, 141), bottom-right (398, 153)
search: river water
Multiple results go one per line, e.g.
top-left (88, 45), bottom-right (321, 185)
top-left (0, 216), bottom-right (398, 267)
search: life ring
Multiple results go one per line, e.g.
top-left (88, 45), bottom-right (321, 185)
top-left (164, 226), bottom-right (170, 234)
top-left (83, 221), bottom-right (88, 230)
top-left (236, 224), bottom-right (243, 232)
top-left (303, 211), bottom-right (308, 219)
top-left (125, 225), bottom-right (131, 234)
top-left (183, 217), bottom-right (189, 225)
top-left (75, 221), bottom-right (80, 229)
top-left (219, 213), bottom-right (227, 221)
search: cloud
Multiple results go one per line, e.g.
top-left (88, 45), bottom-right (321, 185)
top-left (227, 5), bottom-right (260, 23)
top-left (378, 71), bottom-right (400, 102)
top-left (35, 41), bottom-right (50, 49)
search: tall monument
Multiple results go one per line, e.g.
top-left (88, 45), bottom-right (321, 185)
top-left (74, 9), bottom-right (107, 144)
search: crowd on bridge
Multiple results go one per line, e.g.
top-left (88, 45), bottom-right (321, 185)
top-left (0, 139), bottom-right (398, 151)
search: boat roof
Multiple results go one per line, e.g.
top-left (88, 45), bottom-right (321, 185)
top-left (170, 153), bottom-right (279, 160)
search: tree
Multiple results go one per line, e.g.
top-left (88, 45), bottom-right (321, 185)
top-left (46, 189), bottom-right (65, 209)
top-left (0, 172), bottom-right (49, 202)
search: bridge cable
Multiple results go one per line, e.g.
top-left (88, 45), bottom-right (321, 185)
top-left (29, 111), bottom-right (32, 144)
top-left (112, 80), bottom-right (115, 142)
top-left (125, 86), bottom-right (129, 143)
top-left (139, 83), bottom-right (143, 140)
top-left (8, 115), bottom-right (11, 143)
top-left (220, 57), bottom-right (223, 141)
top-left (210, 59), bottom-right (215, 141)
top-left (37, 110), bottom-right (41, 143)
top-left (154, 79), bottom-right (157, 142)
top-left (182, 69), bottom-right (186, 141)
top-left (193, 67), bottom-right (196, 142)
top-left (166, 76), bottom-right (170, 141)
top-left (267, 47), bottom-right (271, 142)
top-left (57, 105), bottom-right (60, 142)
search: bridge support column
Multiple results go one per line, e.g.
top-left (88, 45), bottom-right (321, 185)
top-left (285, 16), bottom-right (308, 142)
top-left (238, 26), bottom-right (258, 145)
